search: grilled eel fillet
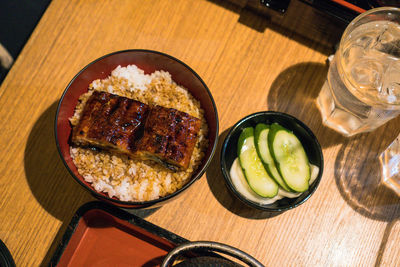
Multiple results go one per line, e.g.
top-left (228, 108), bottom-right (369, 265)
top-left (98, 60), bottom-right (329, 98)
top-left (71, 91), bottom-right (201, 170)
top-left (135, 105), bottom-right (201, 170)
top-left (72, 91), bottom-right (149, 155)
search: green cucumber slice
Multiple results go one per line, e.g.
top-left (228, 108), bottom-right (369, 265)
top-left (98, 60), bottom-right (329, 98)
top-left (254, 123), bottom-right (292, 192)
top-left (238, 127), bottom-right (278, 198)
top-left (268, 123), bottom-right (310, 192)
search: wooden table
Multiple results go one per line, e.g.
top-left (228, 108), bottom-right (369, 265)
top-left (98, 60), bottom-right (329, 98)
top-left (1, 0), bottom-right (400, 266)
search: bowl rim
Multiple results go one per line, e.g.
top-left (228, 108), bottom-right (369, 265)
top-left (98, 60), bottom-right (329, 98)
top-left (220, 111), bottom-right (324, 212)
top-left (55, 49), bottom-right (219, 207)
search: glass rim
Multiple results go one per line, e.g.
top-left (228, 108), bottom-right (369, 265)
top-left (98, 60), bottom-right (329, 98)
top-left (339, 6), bottom-right (400, 50)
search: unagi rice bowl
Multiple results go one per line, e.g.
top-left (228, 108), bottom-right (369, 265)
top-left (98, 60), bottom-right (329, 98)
top-left (69, 65), bottom-right (208, 201)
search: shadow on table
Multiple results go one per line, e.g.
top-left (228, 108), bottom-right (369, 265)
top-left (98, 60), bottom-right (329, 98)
top-left (24, 101), bottom-right (92, 220)
top-left (267, 61), bottom-right (345, 149)
top-left (333, 122), bottom-right (400, 267)
top-left (374, 219), bottom-right (399, 267)
top-left (334, 121), bottom-right (400, 223)
top-left (205, 129), bottom-right (284, 219)
top-left (122, 207), bottom-right (160, 218)
top-left (207, 0), bottom-right (341, 55)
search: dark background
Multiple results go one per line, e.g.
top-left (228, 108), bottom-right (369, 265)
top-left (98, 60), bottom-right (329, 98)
top-left (0, 0), bottom-right (52, 83)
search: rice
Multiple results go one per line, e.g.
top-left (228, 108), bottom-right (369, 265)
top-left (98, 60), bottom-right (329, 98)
top-left (69, 65), bottom-right (208, 201)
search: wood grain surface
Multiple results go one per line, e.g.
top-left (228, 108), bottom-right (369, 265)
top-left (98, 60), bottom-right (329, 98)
top-left (0, 0), bottom-right (399, 266)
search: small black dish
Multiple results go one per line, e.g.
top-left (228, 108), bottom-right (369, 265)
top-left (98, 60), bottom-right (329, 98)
top-left (220, 111), bottom-right (324, 212)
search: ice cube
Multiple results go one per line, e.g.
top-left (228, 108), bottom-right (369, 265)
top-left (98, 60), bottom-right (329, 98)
top-left (350, 59), bottom-right (383, 90)
top-left (356, 35), bottom-right (374, 50)
top-left (380, 60), bottom-right (400, 104)
top-left (372, 22), bottom-right (400, 58)
top-left (342, 44), bottom-right (366, 69)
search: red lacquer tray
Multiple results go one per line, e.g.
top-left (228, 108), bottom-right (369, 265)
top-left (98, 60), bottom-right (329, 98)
top-left (49, 202), bottom-right (188, 266)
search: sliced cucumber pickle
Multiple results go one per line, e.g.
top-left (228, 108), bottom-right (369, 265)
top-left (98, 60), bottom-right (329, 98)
top-left (238, 127), bottom-right (278, 198)
top-left (254, 123), bottom-right (292, 192)
top-left (268, 123), bottom-right (310, 192)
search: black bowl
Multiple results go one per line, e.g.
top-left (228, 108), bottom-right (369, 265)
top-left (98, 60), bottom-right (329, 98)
top-left (55, 49), bottom-right (219, 209)
top-left (220, 111), bottom-right (323, 212)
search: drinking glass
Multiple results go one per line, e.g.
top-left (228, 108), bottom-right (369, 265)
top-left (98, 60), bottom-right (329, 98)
top-left (317, 7), bottom-right (400, 136)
